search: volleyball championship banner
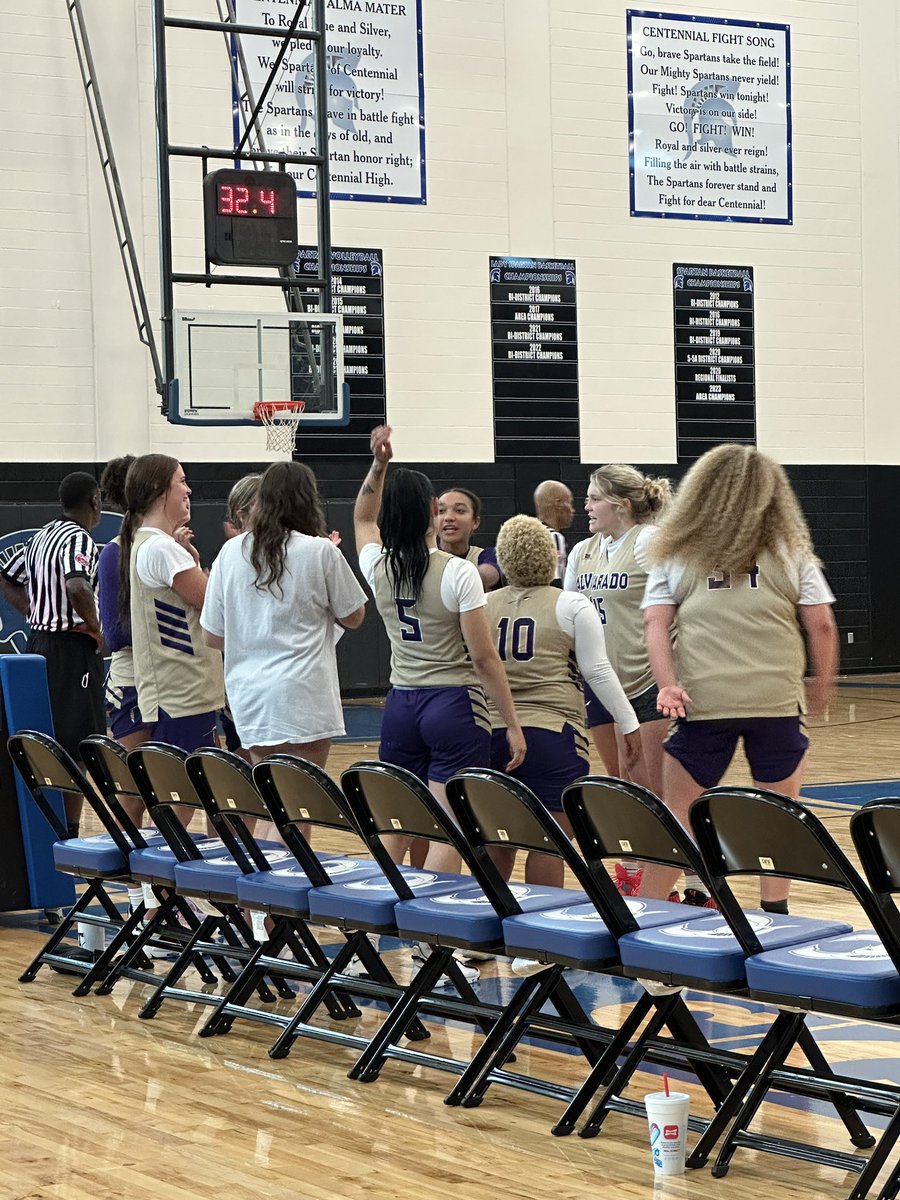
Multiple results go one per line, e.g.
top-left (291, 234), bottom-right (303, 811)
top-left (628, 11), bottom-right (791, 224)
top-left (236, 0), bottom-right (426, 204)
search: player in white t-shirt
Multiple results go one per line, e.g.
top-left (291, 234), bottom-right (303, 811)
top-left (354, 425), bottom-right (526, 877)
top-left (641, 444), bottom-right (839, 910)
top-left (201, 461), bottom-right (366, 768)
top-left (120, 455), bottom-right (224, 755)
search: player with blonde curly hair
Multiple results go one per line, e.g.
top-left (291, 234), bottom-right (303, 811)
top-left (642, 444), bottom-right (838, 910)
top-left (487, 515), bottom-right (639, 888)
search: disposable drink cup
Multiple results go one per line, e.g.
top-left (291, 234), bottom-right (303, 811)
top-left (644, 1090), bottom-right (690, 1175)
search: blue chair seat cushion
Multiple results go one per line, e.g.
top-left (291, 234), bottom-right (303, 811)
top-left (53, 834), bottom-right (129, 876)
top-left (128, 835), bottom-right (227, 885)
top-left (396, 883), bottom-right (585, 947)
top-left (619, 911), bottom-right (853, 986)
top-left (309, 868), bottom-right (483, 929)
top-left (237, 857), bottom-right (381, 914)
top-left (501, 896), bottom-right (708, 964)
top-left (173, 841), bottom-right (292, 898)
top-left (746, 930), bottom-right (900, 1011)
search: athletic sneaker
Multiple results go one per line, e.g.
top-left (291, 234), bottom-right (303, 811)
top-left (510, 957), bottom-right (546, 977)
top-left (49, 946), bottom-right (103, 975)
top-left (614, 863), bottom-right (643, 896)
top-left (455, 949), bottom-right (496, 963)
top-left (667, 890), bottom-right (681, 904)
top-left (411, 942), bottom-right (479, 986)
top-left (683, 887), bottom-right (719, 910)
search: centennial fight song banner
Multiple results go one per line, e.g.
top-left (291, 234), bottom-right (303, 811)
top-left (237, 0), bottom-right (426, 204)
top-left (627, 11), bottom-right (791, 224)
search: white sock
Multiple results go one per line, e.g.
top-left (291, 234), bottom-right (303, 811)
top-left (127, 887), bottom-right (144, 912)
top-left (141, 882), bottom-right (157, 908)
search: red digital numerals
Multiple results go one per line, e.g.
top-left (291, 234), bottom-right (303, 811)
top-left (218, 184), bottom-right (277, 217)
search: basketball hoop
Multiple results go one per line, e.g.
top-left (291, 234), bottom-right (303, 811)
top-left (252, 400), bottom-right (305, 454)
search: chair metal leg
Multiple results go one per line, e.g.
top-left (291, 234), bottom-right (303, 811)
top-left (686, 1012), bottom-right (794, 1169)
top-left (269, 933), bottom-right (366, 1059)
top-left (200, 919), bottom-right (292, 1038)
top-left (18, 878), bottom-right (104, 982)
top-left (797, 1024), bottom-right (875, 1149)
top-left (445, 968), bottom-right (561, 1108)
top-left (552, 991), bottom-right (656, 1136)
top-left (354, 934), bottom-right (428, 1042)
top-left (664, 996), bottom-right (735, 1106)
top-left (578, 994), bottom-right (680, 1139)
top-left (710, 1011), bottom-right (806, 1178)
top-left (72, 900), bottom-right (146, 996)
top-left (849, 1104), bottom-right (900, 1200)
top-left (348, 947), bottom-right (453, 1084)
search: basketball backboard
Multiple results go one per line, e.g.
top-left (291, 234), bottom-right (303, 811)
top-left (167, 309), bottom-right (348, 427)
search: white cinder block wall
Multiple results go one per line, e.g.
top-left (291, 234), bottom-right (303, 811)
top-left (1, 0), bottom-right (897, 464)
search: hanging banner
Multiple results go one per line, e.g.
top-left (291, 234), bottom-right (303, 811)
top-left (627, 11), bottom-right (791, 224)
top-left (489, 257), bottom-right (580, 460)
top-left (673, 263), bottom-right (756, 463)
top-left (236, 0), bottom-right (426, 204)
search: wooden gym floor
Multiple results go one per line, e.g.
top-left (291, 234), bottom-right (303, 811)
top-left (2, 678), bottom-right (900, 1200)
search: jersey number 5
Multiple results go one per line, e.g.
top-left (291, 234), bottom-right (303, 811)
top-left (497, 616), bottom-right (535, 662)
top-left (395, 599), bottom-right (423, 642)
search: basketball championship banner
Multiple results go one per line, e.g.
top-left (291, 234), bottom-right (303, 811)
top-left (628, 11), bottom-right (791, 224)
top-left (236, 0), bottom-right (426, 204)
top-left (489, 257), bottom-right (580, 461)
top-left (673, 262), bottom-right (756, 463)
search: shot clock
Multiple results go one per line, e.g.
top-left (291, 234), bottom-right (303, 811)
top-left (203, 168), bottom-right (298, 267)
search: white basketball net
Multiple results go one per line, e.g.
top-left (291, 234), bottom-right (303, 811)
top-left (255, 404), bottom-right (304, 454)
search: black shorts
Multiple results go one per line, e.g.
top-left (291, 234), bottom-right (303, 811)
top-left (27, 630), bottom-right (106, 762)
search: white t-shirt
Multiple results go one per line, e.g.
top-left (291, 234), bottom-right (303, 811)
top-left (135, 526), bottom-right (197, 589)
top-left (201, 532), bottom-right (367, 747)
top-left (642, 556), bottom-right (835, 608)
top-left (357, 543), bottom-right (486, 612)
top-left (555, 591), bottom-right (639, 733)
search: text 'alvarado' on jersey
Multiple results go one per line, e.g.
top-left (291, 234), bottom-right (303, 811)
top-left (574, 570), bottom-right (630, 592)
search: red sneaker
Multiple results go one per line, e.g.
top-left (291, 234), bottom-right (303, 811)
top-left (683, 887), bottom-right (719, 910)
top-left (615, 863), bottom-right (644, 896)
top-left (667, 890), bottom-right (681, 904)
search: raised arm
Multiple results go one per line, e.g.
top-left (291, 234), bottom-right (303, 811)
top-left (354, 424), bottom-right (393, 554)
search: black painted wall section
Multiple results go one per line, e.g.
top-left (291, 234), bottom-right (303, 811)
top-left (0, 458), bottom-right (886, 691)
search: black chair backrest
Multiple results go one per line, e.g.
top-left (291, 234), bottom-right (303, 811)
top-left (8, 730), bottom-right (134, 854)
top-left (690, 786), bottom-right (892, 959)
top-left (127, 742), bottom-right (206, 862)
top-left (447, 768), bottom-right (637, 931)
top-left (186, 748), bottom-right (271, 875)
top-left (252, 754), bottom-right (369, 886)
top-left (564, 776), bottom-right (706, 875)
top-left (340, 761), bottom-right (477, 905)
top-left (850, 800), bottom-right (900, 967)
top-left (80, 734), bottom-right (149, 848)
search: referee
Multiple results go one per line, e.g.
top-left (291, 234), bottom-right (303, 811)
top-left (0, 472), bottom-right (105, 837)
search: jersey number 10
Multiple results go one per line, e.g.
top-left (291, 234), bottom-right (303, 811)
top-left (497, 616), bottom-right (536, 662)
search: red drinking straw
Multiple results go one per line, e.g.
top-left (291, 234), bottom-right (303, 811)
top-left (664, 1073), bottom-right (670, 1097)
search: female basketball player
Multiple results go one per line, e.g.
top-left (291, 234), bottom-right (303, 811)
top-left (437, 487), bottom-right (502, 590)
top-left (201, 461), bottom-right (366, 769)
top-left (354, 425), bottom-right (526, 878)
top-left (487, 515), bottom-right (641, 887)
top-left (565, 464), bottom-right (671, 895)
top-left (120, 455), bottom-right (224, 753)
top-left (642, 444), bottom-right (838, 909)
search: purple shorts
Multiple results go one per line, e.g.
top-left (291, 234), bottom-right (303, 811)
top-left (664, 716), bottom-right (809, 789)
top-left (490, 724), bottom-right (589, 814)
top-left (105, 682), bottom-right (151, 741)
top-left (380, 686), bottom-right (491, 785)
top-left (148, 707), bottom-right (219, 754)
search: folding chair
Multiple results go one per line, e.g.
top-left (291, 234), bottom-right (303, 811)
top-left (443, 767), bottom-right (730, 1129)
top-left (564, 776), bottom-right (866, 1148)
top-left (681, 786), bottom-right (898, 1196)
top-left (8, 730), bottom-right (159, 995)
top-left (103, 741), bottom-right (289, 1015)
top-left (339, 761), bottom-right (635, 1092)
top-left (184, 746), bottom-right (381, 1036)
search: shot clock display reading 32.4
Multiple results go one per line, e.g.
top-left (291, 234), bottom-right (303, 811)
top-left (203, 168), bottom-right (298, 266)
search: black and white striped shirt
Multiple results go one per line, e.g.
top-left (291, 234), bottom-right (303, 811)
top-left (0, 520), bottom-right (98, 633)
